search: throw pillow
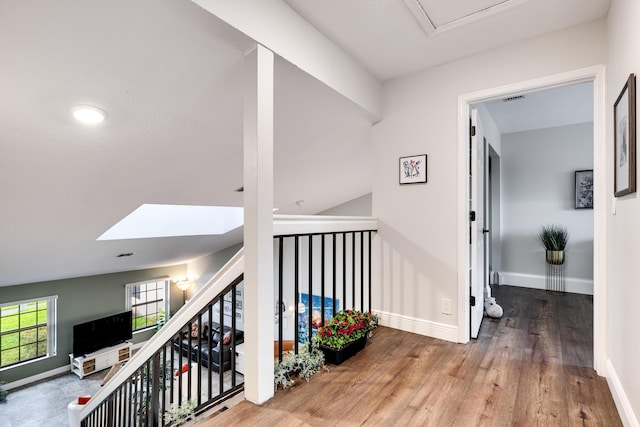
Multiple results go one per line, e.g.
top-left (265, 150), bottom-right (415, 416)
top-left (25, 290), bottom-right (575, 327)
top-left (190, 323), bottom-right (199, 338)
top-left (175, 363), bottom-right (189, 376)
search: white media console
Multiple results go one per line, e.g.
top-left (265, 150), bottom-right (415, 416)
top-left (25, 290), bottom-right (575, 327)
top-left (69, 342), bottom-right (132, 379)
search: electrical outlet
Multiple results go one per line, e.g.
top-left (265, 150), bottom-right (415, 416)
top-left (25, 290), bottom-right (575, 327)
top-left (441, 298), bottom-right (452, 315)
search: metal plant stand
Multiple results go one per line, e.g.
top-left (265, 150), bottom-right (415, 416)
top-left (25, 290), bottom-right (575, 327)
top-left (546, 250), bottom-right (565, 293)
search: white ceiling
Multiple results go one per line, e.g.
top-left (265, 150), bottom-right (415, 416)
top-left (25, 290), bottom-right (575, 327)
top-left (283, 0), bottom-right (611, 81)
top-left (482, 81), bottom-right (594, 134)
top-left (0, 0), bottom-right (608, 287)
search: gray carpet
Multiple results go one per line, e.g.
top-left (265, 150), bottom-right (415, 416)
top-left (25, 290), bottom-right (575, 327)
top-left (0, 365), bottom-right (242, 427)
top-left (0, 370), bottom-right (108, 427)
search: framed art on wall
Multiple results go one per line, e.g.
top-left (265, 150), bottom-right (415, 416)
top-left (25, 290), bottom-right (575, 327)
top-left (575, 169), bottom-right (593, 209)
top-left (614, 73), bottom-right (636, 197)
top-left (399, 154), bottom-right (427, 184)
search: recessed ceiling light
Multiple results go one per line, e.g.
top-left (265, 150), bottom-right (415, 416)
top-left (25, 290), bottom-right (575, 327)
top-left (71, 105), bottom-right (106, 124)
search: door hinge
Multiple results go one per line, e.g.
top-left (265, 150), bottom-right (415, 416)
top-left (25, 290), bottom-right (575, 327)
top-left (470, 296), bottom-right (476, 307)
top-left (469, 211), bottom-right (476, 221)
top-left (470, 125), bottom-right (476, 137)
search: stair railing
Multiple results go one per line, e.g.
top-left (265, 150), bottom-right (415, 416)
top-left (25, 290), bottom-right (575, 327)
top-left (272, 215), bottom-right (377, 360)
top-left (69, 249), bottom-right (245, 427)
top-left (68, 215), bottom-right (378, 425)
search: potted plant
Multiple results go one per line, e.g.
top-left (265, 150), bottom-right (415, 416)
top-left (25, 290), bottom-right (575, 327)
top-left (163, 399), bottom-right (196, 426)
top-left (538, 225), bottom-right (569, 265)
top-left (0, 381), bottom-right (7, 404)
top-left (314, 309), bottom-right (377, 365)
top-left (274, 344), bottom-right (326, 389)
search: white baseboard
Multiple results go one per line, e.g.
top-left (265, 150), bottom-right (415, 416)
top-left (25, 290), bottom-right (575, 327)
top-left (498, 271), bottom-right (593, 295)
top-left (606, 359), bottom-right (639, 427)
top-left (3, 364), bottom-right (70, 391)
top-left (375, 310), bottom-right (458, 343)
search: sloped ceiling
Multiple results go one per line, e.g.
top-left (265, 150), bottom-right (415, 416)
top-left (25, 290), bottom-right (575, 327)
top-left (0, 0), bottom-right (609, 287)
top-left (0, 0), bottom-right (372, 287)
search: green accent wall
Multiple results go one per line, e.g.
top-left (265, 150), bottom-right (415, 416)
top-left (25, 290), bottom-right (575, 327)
top-left (0, 264), bottom-right (186, 384)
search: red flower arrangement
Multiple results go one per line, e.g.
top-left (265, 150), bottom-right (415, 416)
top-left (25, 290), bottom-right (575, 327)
top-left (314, 309), bottom-right (378, 350)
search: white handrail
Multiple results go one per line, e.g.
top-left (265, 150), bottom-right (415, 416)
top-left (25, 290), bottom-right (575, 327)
top-left (68, 248), bottom-right (245, 426)
top-left (273, 215), bottom-right (377, 236)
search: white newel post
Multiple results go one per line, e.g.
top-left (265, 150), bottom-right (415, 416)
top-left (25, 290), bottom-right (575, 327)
top-left (67, 401), bottom-right (82, 426)
top-left (243, 44), bottom-right (275, 404)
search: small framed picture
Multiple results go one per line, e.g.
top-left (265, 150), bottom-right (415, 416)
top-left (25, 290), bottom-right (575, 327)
top-left (399, 154), bottom-right (427, 184)
top-left (575, 170), bottom-right (593, 209)
top-left (614, 73), bottom-right (636, 197)
top-left (223, 301), bottom-right (232, 315)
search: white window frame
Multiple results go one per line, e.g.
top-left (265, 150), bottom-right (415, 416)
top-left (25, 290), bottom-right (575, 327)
top-left (125, 277), bottom-right (170, 333)
top-left (0, 295), bottom-right (57, 371)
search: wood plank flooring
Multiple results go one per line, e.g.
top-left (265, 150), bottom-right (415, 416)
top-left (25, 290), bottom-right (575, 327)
top-left (197, 286), bottom-right (621, 426)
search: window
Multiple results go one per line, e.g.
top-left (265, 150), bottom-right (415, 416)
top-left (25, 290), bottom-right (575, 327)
top-left (126, 278), bottom-right (169, 333)
top-left (0, 296), bottom-right (57, 369)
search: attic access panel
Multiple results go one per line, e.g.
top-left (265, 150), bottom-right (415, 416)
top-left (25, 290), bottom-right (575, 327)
top-left (406, 0), bottom-right (531, 33)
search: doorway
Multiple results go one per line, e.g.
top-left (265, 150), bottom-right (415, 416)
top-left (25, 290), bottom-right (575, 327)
top-left (456, 66), bottom-right (606, 374)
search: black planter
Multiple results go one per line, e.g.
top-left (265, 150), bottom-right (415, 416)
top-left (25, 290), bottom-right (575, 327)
top-left (319, 336), bottom-right (367, 365)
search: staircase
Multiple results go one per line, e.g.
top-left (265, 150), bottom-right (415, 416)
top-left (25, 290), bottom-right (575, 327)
top-left (68, 215), bottom-right (378, 426)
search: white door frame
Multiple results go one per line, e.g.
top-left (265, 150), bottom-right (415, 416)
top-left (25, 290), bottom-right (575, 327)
top-left (456, 65), bottom-right (607, 375)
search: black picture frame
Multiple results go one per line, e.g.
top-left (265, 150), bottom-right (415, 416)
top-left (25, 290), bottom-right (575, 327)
top-left (399, 154), bottom-right (427, 185)
top-left (575, 169), bottom-right (593, 209)
top-left (614, 73), bottom-right (636, 197)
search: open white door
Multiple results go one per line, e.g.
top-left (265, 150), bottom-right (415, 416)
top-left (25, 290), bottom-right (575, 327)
top-left (470, 107), bottom-right (488, 339)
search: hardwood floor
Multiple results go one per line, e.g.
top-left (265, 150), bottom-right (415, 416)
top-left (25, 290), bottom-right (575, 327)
top-left (198, 286), bottom-right (621, 426)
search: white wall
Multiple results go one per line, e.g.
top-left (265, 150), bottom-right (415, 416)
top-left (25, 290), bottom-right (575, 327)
top-left (319, 193), bottom-right (372, 216)
top-left (187, 244), bottom-right (245, 330)
top-left (605, 0), bottom-right (640, 424)
top-left (500, 123), bottom-right (594, 293)
top-left (188, 243), bottom-right (242, 295)
top-left (372, 20), bottom-right (606, 341)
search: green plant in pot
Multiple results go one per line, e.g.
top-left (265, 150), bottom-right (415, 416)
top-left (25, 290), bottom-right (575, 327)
top-left (274, 344), bottom-right (326, 390)
top-left (0, 381), bottom-right (7, 404)
top-left (538, 225), bottom-right (569, 265)
top-left (313, 310), bottom-right (378, 365)
top-left (163, 399), bottom-right (196, 425)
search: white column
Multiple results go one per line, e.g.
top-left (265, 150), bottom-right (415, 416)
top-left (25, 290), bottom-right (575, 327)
top-left (243, 44), bottom-right (274, 404)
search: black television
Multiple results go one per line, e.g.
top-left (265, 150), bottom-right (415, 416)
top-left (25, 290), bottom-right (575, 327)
top-left (73, 311), bottom-right (132, 356)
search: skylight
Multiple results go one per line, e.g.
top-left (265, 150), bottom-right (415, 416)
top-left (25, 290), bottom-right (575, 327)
top-left (97, 204), bottom-right (244, 240)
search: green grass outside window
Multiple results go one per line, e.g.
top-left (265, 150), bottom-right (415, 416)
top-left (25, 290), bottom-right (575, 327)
top-left (0, 301), bottom-right (48, 367)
